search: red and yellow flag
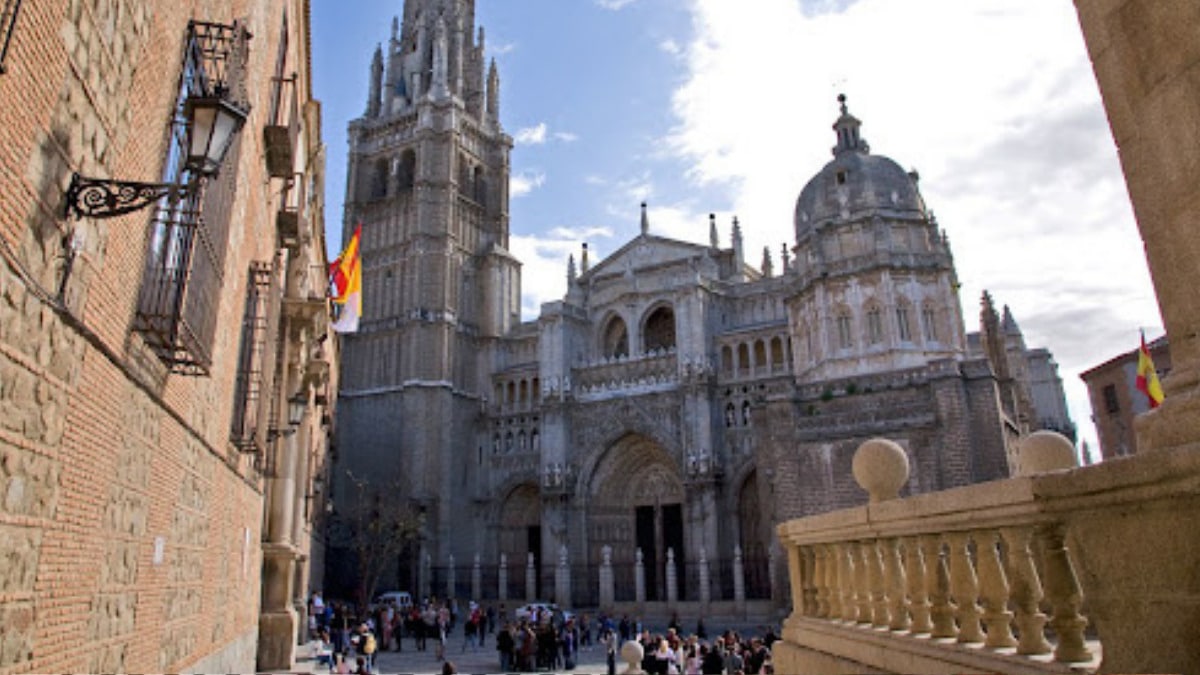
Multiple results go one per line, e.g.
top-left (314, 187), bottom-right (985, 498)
top-left (1135, 332), bottom-right (1164, 409)
top-left (329, 225), bottom-right (362, 334)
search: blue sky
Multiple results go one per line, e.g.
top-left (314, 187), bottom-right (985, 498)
top-left (312, 0), bottom-right (1163, 455)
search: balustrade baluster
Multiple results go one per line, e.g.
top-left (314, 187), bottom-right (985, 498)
top-left (947, 531), bottom-right (985, 642)
top-left (1038, 524), bottom-right (1092, 662)
top-left (867, 539), bottom-right (889, 627)
top-left (854, 541), bottom-right (872, 623)
top-left (921, 534), bottom-right (957, 638)
top-left (840, 542), bottom-right (858, 622)
top-left (815, 545), bottom-right (831, 618)
top-left (884, 537), bottom-right (909, 631)
top-left (904, 536), bottom-right (932, 634)
top-left (999, 526), bottom-right (1051, 655)
top-left (801, 546), bottom-right (818, 616)
top-left (828, 543), bottom-right (843, 619)
top-left (974, 530), bottom-right (1017, 649)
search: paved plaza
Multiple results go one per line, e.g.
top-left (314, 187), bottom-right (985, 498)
top-left (289, 640), bottom-right (614, 675)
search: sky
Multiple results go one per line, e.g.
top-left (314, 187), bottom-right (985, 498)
top-left (311, 0), bottom-right (1163, 457)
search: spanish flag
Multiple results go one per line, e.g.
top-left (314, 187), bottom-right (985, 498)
top-left (329, 225), bottom-right (362, 334)
top-left (1136, 332), bottom-right (1164, 409)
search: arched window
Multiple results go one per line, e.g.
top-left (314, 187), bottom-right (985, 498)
top-left (473, 166), bottom-right (487, 205)
top-left (741, 400), bottom-right (751, 426)
top-left (836, 311), bottom-right (854, 350)
top-left (518, 430), bottom-right (527, 451)
top-left (770, 337), bottom-right (785, 370)
top-left (725, 402), bottom-right (736, 428)
top-left (602, 316), bottom-right (629, 359)
top-left (753, 340), bottom-right (767, 373)
top-left (922, 305), bottom-right (939, 343)
top-left (397, 149), bottom-right (416, 191)
top-left (519, 380), bottom-right (528, 407)
top-left (505, 432), bottom-right (514, 452)
top-left (643, 305), bottom-right (676, 353)
top-left (370, 157), bottom-right (389, 200)
top-left (531, 429), bottom-right (540, 451)
top-left (493, 434), bottom-right (501, 454)
top-left (506, 381), bottom-right (516, 408)
top-left (896, 303), bottom-right (912, 342)
top-left (721, 345), bottom-right (734, 377)
top-left (866, 306), bottom-right (883, 344)
top-left (737, 343), bottom-right (751, 377)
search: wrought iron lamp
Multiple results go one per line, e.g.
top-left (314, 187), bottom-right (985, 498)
top-left (64, 95), bottom-right (248, 219)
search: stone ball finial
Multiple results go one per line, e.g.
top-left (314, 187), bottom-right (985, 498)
top-left (852, 438), bottom-right (910, 502)
top-left (1017, 430), bottom-right (1078, 476)
top-left (620, 640), bottom-right (646, 674)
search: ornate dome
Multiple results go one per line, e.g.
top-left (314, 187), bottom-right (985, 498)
top-left (794, 96), bottom-right (926, 240)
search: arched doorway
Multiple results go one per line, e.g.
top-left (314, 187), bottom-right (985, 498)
top-left (498, 484), bottom-right (541, 600)
top-left (737, 470), bottom-right (772, 599)
top-left (587, 434), bottom-right (686, 601)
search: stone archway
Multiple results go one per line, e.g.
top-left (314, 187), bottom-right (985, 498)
top-left (737, 470), bottom-right (771, 599)
top-left (586, 434), bottom-right (686, 601)
top-left (498, 483), bottom-right (541, 599)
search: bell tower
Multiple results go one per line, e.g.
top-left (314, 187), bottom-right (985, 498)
top-left (336, 0), bottom-right (519, 567)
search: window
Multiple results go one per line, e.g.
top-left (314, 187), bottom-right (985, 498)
top-left (922, 306), bottom-right (938, 343)
top-left (230, 261), bottom-right (279, 452)
top-left (896, 306), bottom-right (912, 342)
top-left (1103, 384), bottom-right (1120, 415)
top-left (133, 21), bottom-right (250, 375)
top-left (602, 316), bottom-right (629, 359)
top-left (397, 149), bottom-right (416, 191)
top-left (836, 170), bottom-right (847, 185)
top-left (866, 307), bottom-right (883, 344)
top-left (643, 306), bottom-right (676, 353)
top-left (836, 312), bottom-right (853, 350)
top-left (0, 0), bottom-right (22, 74)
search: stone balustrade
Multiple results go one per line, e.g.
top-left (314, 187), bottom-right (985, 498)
top-left (775, 433), bottom-right (1200, 675)
top-left (573, 349), bottom-right (679, 395)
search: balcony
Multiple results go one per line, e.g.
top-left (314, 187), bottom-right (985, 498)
top-left (774, 433), bottom-right (1200, 675)
top-left (573, 349), bottom-right (679, 399)
top-left (276, 173), bottom-right (304, 248)
top-left (263, 74), bottom-right (299, 178)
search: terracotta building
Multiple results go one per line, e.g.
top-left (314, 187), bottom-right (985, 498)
top-left (1080, 335), bottom-right (1170, 459)
top-left (0, 1), bottom-right (332, 672)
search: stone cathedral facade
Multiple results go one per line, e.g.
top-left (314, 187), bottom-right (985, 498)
top-left (332, 0), bottom-right (1072, 610)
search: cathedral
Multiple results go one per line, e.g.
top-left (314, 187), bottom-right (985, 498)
top-left (331, 0), bottom-right (1073, 611)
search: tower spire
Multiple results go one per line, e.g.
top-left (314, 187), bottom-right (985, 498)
top-left (367, 44), bottom-right (384, 117)
top-left (709, 213), bottom-right (718, 248)
top-left (640, 202), bottom-right (650, 235)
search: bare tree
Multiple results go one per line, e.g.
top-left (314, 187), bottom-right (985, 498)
top-left (328, 470), bottom-right (423, 609)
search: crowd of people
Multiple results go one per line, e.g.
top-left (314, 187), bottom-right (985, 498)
top-left (305, 591), bottom-right (776, 674)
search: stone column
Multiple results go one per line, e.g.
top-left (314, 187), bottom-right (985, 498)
top-left (526, 552), bottom-right (537, 602)
top-left (420, 551), bottom-right (431, 601)
top-left (447, 554), bottom-right (457, 600)
top-left (498, 553), bottom-right (509, 602)
top-left (555, 545), bottom-right (571, 607)
top-left (698, 547), bottom-right (711, 607)
top-left (599, 546), bottom-right (614, 609)
top-left (1075, 2), bottom-right (1200, 454)
top-left (733, 545), bottom-right (746, 615)
top-left (472, 554), bottom-right (482, 602)
top-left (635, 548), bottom-right (646, 605)
top-left (259, 428), bottom-right (301, 670)
top-left (666, 548), bottom-right (678, 607)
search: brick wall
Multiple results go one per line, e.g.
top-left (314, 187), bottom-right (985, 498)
top-left (0, 1), bottom-right (323, 672)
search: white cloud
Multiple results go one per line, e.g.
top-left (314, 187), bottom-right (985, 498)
top-left (666, 0), bottom-right (1160, 451)
top-left (510, 171), bottom-right (546, 198)
top-left (514, 123), bottom-right (579, 146)
top-left (510, 224), bottom-right (619, 317)
top-left (514, 123), bottom-right (548, 145)
top-left (595, 0), bottom-right (638, 10)
top-left (659, 38), bottom-right (682, 56)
